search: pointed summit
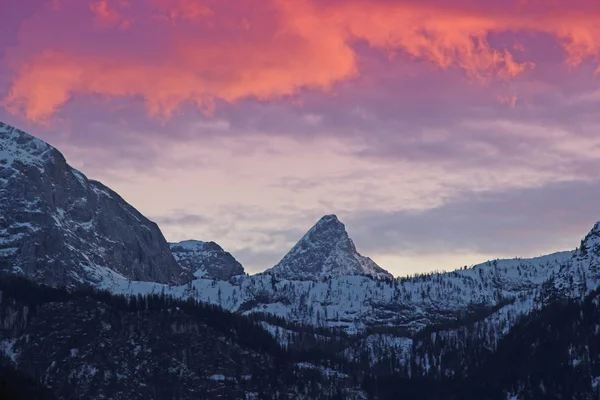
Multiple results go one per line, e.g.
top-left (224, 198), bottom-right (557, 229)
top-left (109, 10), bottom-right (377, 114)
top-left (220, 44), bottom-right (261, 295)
top-left (265, 215), bottom-right (393, 281)
top-left (316, 214), bottom-right (342, 224)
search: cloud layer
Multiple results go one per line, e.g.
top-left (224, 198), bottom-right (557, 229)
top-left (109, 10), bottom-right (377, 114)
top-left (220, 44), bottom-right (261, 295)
top-left (4, 0), bottom-right (600, 121)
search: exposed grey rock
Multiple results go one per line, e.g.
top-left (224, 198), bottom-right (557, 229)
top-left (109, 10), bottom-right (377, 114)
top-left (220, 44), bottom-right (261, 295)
top-left (0, 121), bottom-right (193, 287)
top-left (170, 240), bottom-right (244, 280)
top-left (265, 214), bottom-right (394, 281)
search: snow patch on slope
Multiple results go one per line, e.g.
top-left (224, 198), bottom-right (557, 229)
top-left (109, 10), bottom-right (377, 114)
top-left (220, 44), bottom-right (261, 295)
top-left (0, 339), bottom-right (19, 363)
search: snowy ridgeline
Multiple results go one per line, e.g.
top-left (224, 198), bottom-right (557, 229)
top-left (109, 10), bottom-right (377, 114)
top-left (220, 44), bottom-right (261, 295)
top-left (105, 251), bottom-right (574, 338)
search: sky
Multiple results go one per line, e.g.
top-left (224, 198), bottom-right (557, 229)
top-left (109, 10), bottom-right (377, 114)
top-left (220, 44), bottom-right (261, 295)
top-left (2, 0), bottom-right (600, 276)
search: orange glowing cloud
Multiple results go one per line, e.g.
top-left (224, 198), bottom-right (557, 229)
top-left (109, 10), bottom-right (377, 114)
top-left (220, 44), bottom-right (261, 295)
top-left (3, 34), bottom-right (357, 121)
top-left (323, 1), bottom-right (531, 80)
top-left (3, 0), bottom-right (600, 121)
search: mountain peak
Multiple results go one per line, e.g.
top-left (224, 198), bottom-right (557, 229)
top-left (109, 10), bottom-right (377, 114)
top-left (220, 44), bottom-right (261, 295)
top-left (1, 121), bottom-right (192, 287)
top-left (317, 214), bottom-right (341, 224)
top-left (265, 215), bottom-right (393, 281)
top-left (170, 240), bottom-right (244, 280)
top-left (0, 121), bottom-right (58, 173)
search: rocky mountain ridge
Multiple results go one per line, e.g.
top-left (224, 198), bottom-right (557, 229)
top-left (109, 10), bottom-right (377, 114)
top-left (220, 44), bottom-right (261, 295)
top-left (0, 122), bottom-right (192, 288)
top-left (170, 240), bottom-right (244, 280)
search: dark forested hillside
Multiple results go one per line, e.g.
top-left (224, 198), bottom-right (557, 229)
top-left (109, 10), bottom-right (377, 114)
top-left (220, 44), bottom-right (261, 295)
top-left (0, 276), bottom-right (358, 400)
top-left (363, 290), bottom-right (600, 400)
top-left (3, 274), bottom-right (600, 399)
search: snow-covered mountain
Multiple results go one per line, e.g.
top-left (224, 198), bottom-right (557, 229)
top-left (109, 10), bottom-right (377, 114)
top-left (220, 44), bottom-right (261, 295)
top-left (113, 250), bottom-right (573, 334)
top-left (5, 121), bottom-right (600, 398)
top-left (107, 238), bottom-right (579, 378)
top-left (170, 240), bottom-right (244, 280)
top-left (264, 214), bottom-right (393, 281)
top-left (0, 121), bottom-right (193, 287)
top-left (1, 120), bottom-right (588, 342)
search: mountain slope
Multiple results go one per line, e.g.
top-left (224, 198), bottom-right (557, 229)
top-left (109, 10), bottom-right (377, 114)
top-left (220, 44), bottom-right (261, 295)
top-left (265, 215), bottom-right (393, 281)
top-left (0, 122), bottom-right (192, 287)
top-left (170, 240), bottom-right (244, 280)
top-left (0, 276), bottom-right (360, 400)
top-left (5, 270), bottom-right (599, 400)
top-left (548, 220), bottom-right (600, 301)
top-left (364, 288), bottom-right (600, 400)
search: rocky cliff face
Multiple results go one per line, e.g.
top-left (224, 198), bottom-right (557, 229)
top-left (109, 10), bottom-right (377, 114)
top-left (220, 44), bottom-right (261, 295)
top-left (265, 215), bottom-right (393, 281)
top-left (170, 240), bottom-right (244, 280)
top-left (0, 122), bottom-right (193, 287)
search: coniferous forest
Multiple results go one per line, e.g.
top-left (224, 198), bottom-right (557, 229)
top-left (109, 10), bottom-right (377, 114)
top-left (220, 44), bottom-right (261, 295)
top-left (2, 275), bottom-right (600, 399)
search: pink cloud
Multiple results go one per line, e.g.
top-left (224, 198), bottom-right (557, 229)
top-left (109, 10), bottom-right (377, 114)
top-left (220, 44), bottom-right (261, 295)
top-left (2, 0), bottom-right (600, 122)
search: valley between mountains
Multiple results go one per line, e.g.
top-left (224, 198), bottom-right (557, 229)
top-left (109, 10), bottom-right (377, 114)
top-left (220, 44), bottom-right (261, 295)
top-left (2, 121), bottom-right (600, 399)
